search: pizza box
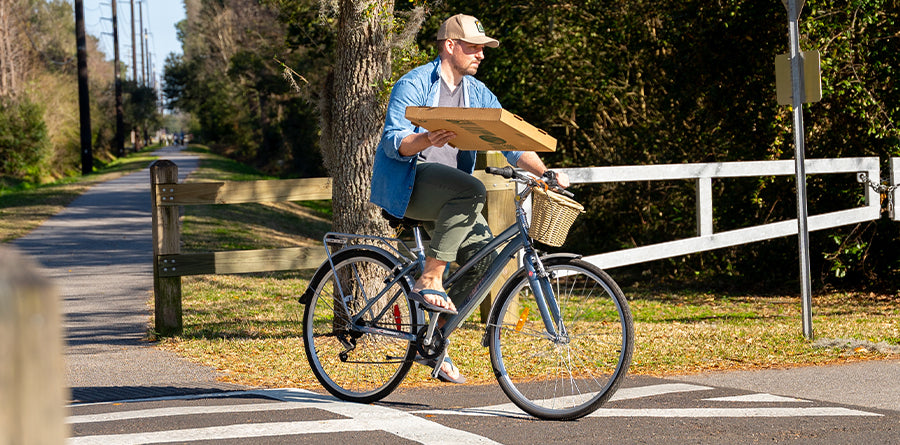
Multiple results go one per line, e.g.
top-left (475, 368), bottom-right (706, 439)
top-left (405, 107), bottom-right (557, 152)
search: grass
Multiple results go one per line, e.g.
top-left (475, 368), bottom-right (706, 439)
top-left (175, 146), bottom-right (331, 252)
top-left (158, 272), bottom-right (900, 390)
top-left (2, 145), bottom-right (896, 391)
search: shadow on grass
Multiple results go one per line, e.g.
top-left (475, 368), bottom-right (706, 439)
top-left (179, 319), bottom-right (305, 341)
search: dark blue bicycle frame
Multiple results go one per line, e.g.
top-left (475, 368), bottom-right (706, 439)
top-left (438, 200), bottom-right (565, 339)
top-left (321, 187), bottom-right (567, 346)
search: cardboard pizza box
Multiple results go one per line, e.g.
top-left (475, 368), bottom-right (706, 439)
top-left (405, 107), bottom-right (557, 152)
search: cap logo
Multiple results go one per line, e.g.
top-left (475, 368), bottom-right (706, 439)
top-left (474, 20), bottom-right (484, 33)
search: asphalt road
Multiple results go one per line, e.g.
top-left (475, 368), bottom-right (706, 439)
top-left (6, 146), bottom-right (898, 444)
top-left (68, 372), bottom-right (898, 444)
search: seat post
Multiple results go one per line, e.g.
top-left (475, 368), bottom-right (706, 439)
top-left (411, 226), bottom-right (426, 263)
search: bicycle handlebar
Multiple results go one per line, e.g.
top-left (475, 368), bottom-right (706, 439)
top-left (485, 167), bottom-right (575, 198)
top-left (485, 166), bottom-right (517, 179)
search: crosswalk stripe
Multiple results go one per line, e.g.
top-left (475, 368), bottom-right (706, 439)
top-left (409, 384), bottom-right (881, 419)
top-left (584, 407), bottom-right (881, 418)
top-left (410, 383), bottom-right (714, 418)
top-left (67, 385), bottom-right (882, 444)
top-left (704, 393), bottom-right (812, 403)
top-left (69, 389), bottom-right (501, 445)
top-left (67, 401), bottom-right (321, 424)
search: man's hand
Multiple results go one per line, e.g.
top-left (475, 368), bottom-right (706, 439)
top-left (426, 129), bottom-right (457, 147)
top-left (399, 129), bottom-right (457, 156)
top-left (542, 169), bottom-right (570, 189)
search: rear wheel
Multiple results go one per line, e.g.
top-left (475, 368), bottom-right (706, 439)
top-left (302, 248), bottom-right (418, 403)
top-left (487, 258), bottom-right (633, 420)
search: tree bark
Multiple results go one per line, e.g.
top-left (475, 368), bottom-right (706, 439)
top-left (319, 0), bottom-right (393, 236)
top-left (0, 0), bottom-right (23, 97)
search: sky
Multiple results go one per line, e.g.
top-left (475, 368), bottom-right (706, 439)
top-left (78, 0), bottom-right (186, 88)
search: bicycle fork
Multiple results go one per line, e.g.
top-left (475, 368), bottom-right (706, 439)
top-left (523, 251), bottom-right (568, 342)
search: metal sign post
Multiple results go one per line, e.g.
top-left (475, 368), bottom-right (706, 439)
top-left (781, 0), bottom-right (814, 339)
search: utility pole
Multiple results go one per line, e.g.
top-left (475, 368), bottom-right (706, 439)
top-left (111, 0), bottom-right (125, 157)
top-left (145, 28), bottom-right (151, 87)
top-left (130, 0), bottom-right (137, 82)
top-left (74, 0), bottom-right (93, 175)
top-left (139, 1), bottom-right (145, 85)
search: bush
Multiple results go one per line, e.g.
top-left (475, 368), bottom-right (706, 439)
top-left (0, 96), bottom-right (50, 181)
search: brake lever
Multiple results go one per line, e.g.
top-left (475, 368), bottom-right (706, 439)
top-left (541, 171), bottom-right (575, 198)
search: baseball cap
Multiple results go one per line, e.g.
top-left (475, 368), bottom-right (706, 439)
top-left (437, 14), bottom-right (499, 48)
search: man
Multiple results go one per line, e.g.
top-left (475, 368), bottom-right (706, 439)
top-left (370, 13), bottom-right (569, 383)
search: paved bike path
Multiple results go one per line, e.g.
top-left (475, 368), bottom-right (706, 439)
top-left (10, 146), bottom-right (245, 403)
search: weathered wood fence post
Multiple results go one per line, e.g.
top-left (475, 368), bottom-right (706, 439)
top-left (0, 246), bottom-right (68, 444)
top-left (150, 160), bottom-right (182, 335)
top-left (476, 152), bottom-right (517, 321)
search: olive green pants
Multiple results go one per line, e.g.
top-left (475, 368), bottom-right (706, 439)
top-left (405, 163), bottom-right (496, 307)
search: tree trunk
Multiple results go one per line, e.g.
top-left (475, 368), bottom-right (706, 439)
top-left (0, 0), bottom-right (23, 98)
top-left (319, 0), bottom-right (393, 236)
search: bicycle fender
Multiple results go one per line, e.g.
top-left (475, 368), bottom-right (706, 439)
top-left (538, 252), bottom-right (582, 263)
top-left (298, 259), bottom-right (331, 305)
top-left (297, 245), bottom-right (408, 306)
top-left (480, 252), bottom-right (582, 347)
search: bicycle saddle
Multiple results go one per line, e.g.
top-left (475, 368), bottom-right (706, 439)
top-left (380, 209), bottom-right (424, 229)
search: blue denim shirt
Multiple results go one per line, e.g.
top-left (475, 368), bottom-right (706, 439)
top-left (370, 57), bottom-right (523, 217)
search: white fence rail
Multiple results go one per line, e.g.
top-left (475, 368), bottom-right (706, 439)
top-left (555, 157), bottom-right (884, 270)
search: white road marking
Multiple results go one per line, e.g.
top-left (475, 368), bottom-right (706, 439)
top-left (582, 407), bottom-right (880, 418)
top-left (69, 388), bottom-right (500, 445)
top-left (704, 393), bottom-right (812, 403)
top-left (610, 383), bottom-right (714, 401)
top-left (67, 401), bottom-right (322, 424)
top-left (411, 383), bottom-right (714, 418)
top-left (411, 384), bottom-right (881, 419)
top-left (67, 384), bottom-right (883, 444)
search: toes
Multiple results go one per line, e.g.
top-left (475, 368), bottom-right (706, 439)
top-left (441, 362), bottom-right (459, 379)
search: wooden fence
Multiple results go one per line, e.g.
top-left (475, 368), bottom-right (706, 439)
top-left (0, 246), bottom-right (68, 444)
top-left (150, 153), bottom-right (515, 336)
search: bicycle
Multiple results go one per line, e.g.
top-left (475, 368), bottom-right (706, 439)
top-left (299, 167), bottom-right (634, 420)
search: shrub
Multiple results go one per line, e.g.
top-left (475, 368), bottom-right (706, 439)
top-left (0, 96), bottom-right (50, 181)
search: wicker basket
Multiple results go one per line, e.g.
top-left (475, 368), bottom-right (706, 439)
top-left (529, 187), bottom-right (585, 247)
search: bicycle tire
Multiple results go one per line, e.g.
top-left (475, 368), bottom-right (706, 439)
top-left (302, 248), bottom-right (418, 403)
top-left (487, 257), bottom-right (634, 420)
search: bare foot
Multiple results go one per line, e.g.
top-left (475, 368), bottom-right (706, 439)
top-left (441, 360), bottom-right (461, 381)
top-left (411, 286), bottom-right (456, 312)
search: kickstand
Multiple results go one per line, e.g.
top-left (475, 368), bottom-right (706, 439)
top-left (430, 348), bottom-right (447, 379)
top-left (421, 311), bottom-right (447, 379)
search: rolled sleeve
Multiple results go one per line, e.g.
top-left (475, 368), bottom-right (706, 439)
top-left (503, 151), bottom-right (523, 166)
top-left (380, 78), bottom-right (426, 162)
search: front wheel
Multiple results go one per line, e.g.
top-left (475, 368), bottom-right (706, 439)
top-left (302, 248), bottom-right (418, 403)
top-left (487, 258), bottom-right (634, 420)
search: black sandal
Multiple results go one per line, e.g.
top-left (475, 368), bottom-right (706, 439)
top-left (408, 289), bottom-right (457, 314)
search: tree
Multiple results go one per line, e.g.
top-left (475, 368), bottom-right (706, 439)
top-left (316, 0), bottom-right (397, 235)
top-left (0, 0), bottom-right (28, 98)
top-left (0, 96), bottom-right (49, 179)
top-left (122, 80), bottom-right (159, 151)
top-left (0, 0), bottom-right (117, 182)
top-left (165, 0), bottom-right (327, 176)
top-left (433, 0), bottom-right (899, 289)
top-left (164, 0), bottom-right (899, 289)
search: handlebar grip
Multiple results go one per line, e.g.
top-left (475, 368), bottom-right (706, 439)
top-left (485, 166), bottom-right (516, 178)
